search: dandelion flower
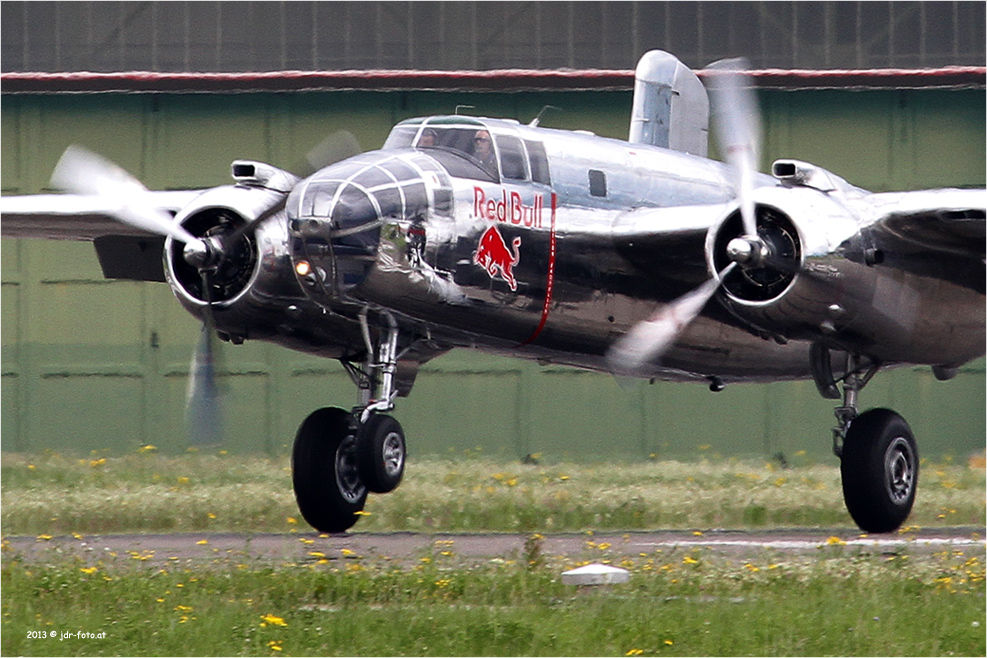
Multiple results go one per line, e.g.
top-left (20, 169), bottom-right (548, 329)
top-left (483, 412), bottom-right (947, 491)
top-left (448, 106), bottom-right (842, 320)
top-left (260, 614), bottom-right (288, 627)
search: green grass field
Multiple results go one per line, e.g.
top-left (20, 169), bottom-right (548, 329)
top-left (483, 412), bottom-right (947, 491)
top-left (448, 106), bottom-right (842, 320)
top-left (3, 538), bottom-right (984, 656)
top-left (1, 451), bottom-right (984, 534)
top-left (2, 451), bottom-right (984, 656)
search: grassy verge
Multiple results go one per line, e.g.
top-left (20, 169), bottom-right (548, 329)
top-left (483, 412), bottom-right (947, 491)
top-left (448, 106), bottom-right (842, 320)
top-left (2, 451), bottom-right (983, 535)
top-left (2, 540), bottom-right (984, 656)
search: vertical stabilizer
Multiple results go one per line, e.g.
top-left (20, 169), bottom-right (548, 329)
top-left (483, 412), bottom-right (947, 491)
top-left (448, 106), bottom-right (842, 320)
top-left (628, 50), bottom-right (709, 157)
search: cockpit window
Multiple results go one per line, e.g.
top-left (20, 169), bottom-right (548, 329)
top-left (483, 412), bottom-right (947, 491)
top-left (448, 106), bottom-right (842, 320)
top-left (401, 124), bottom-right (500, 181)
top-left (382, 125), bottom-right (418, 149)
top-left (525, 140), bottom-right (552, 186)
top-left (495, 135), bottom-right (527, 181)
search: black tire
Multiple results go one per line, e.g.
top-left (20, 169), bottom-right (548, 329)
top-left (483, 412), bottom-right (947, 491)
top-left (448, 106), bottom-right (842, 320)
top-left (840, 408), bottom-right (919, 533)
top-left (291, 407), bottom-right (367, 533)
top-left (357, 414), bottom-right (406, 494)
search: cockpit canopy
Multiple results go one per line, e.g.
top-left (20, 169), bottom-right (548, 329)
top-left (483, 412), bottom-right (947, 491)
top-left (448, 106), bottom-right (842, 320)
top-left (383, 117), bottom-right (551, 186)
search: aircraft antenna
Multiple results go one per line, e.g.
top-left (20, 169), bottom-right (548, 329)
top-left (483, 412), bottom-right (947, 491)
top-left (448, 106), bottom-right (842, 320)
top-left (455, 104), bottom-right (476, 115)
top-left (528, 105), bottom-right (560, 128)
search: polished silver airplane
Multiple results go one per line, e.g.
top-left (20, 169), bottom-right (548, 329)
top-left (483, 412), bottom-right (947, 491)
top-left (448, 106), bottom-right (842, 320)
top-left (2, 51), bottom-right (984, 534)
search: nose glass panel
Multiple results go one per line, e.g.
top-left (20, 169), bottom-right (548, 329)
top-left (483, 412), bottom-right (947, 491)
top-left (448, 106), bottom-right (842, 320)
top-left (289, 152), bottom-right (450, 302)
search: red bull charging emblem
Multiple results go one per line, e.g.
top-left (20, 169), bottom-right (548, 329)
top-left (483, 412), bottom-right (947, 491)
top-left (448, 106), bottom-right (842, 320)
top-left (474, 225), bottom-right (521, 291)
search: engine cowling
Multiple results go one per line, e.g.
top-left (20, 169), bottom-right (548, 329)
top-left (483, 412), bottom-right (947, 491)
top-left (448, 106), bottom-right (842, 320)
top-left (706, 185), bottom-right (870, 347)
top-left (163, 182), bottom-right (322, 345)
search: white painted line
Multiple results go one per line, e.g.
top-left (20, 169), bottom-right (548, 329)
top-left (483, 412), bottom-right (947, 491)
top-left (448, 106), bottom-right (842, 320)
top-left (631, 537), bottom-right (986, 551)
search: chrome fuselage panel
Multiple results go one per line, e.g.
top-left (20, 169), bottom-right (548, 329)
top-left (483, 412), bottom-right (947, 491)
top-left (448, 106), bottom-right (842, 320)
top-left (177, 116), bottom-right (982, 383)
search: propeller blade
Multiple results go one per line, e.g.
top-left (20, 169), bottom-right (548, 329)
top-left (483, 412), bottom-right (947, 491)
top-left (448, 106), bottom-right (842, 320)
top-left (301, 130), bottom-right (362, 176)
top-left (185, 324), bottom-right (223, 446)
top-left (223, 195), bottom-right (288, 247)
top-left (706, 58), bottom-right (761, 238)
top-left (185, 272), bottom-right (223, 446)
top-left (51, 145), bottom-right (200, 245)
top-left (607, 264), bottom-right (737, 376)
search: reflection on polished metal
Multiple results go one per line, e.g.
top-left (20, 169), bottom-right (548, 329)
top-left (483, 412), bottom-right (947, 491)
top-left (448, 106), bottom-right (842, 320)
top-left (2, 48), bottom-right (983, 536)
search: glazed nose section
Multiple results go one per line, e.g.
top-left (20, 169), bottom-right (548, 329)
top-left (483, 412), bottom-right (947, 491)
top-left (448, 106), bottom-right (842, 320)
top-left (289, 178), bottom-right (383, 300)
top-left (288, 152), bottom-right (442, 306)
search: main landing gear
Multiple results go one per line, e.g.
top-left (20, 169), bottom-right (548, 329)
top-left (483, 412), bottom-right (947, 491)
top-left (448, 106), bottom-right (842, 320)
top-left (813, 346), bottom-right (919, 533)
top-left (291, 311), bottom-right (408, 533)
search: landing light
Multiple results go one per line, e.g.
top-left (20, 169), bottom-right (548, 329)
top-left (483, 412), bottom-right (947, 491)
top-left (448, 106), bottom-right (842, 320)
top-left (295, 261), bottom-right (312, 277)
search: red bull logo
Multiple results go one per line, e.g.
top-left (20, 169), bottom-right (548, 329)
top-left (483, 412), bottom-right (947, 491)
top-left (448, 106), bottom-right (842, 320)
top-left (473, 225), bottom-right (521, 291)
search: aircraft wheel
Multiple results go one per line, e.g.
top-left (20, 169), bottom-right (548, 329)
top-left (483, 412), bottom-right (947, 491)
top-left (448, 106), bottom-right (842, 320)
top-left (840, 408), bottom-right (918, 533)
top-left (357, 414), bottom-right (406, 494)
top-left (291, 407), bottom-right (368, 533)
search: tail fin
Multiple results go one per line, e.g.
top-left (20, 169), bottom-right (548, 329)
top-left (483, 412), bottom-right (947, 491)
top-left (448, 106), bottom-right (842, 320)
top-left (629, 50), bottom-right (709, 157)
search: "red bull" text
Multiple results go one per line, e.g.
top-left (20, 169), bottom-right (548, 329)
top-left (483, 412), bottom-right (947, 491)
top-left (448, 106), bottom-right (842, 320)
top-left (473, 186), bottom-right (544, 228)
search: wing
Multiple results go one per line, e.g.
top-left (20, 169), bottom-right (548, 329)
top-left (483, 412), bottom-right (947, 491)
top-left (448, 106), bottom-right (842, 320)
top-left (610, 202), bottom-right (731, 298)
top-left (0, 190), bottom-right (203, 240)
top-left (865, 188), bottom-right (986, 259)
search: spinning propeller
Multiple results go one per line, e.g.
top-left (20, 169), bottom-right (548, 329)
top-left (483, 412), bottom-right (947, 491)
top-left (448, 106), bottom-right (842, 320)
top-left (51, 146), bottom-right (234, 444)
top-left (51, 135), bottom-right (362, 444)
top-left (607, 58), bottom-right (777, 376)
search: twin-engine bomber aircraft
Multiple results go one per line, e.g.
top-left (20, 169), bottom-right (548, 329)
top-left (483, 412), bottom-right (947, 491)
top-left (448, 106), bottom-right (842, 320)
top-left (2, 51), bottom-right (984, 534)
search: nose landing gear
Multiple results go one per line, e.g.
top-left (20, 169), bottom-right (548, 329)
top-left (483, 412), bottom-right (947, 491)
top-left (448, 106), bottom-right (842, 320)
top-left (814, 347), bottom-right (920, 533)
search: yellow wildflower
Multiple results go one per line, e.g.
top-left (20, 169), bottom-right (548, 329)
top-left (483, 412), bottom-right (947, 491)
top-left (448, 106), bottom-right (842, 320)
top-left (260, 614), bottom-right (287, 627)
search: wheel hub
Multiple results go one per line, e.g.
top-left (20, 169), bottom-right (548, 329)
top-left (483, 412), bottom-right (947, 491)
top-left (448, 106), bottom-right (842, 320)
top-left (381, 432), bottom-right (405, 477)
top-left (884, 437), bottom-right (915, 505)
top-left (335, 435), bottom-right (367, 504)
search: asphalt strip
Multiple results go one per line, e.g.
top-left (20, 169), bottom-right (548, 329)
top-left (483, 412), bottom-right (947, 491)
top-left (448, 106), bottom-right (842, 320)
top-left (4, 528), bottom-right (984, 565)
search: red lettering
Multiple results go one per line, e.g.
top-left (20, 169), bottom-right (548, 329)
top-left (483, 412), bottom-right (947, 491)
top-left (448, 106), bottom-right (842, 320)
top-left (473, 187), bottom-right (486, 219)
top-left (510, 191), bottom-right (522, 224)
top-left (474, 186), bottom-right (547, 228)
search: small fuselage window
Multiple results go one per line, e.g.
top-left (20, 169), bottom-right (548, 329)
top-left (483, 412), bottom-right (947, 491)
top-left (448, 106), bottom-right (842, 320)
top-left (588, 169), bottom-right (607, 197)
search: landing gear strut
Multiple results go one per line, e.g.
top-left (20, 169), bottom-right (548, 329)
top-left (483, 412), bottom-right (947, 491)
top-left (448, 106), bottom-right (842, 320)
top-left (814, 346), bottom-right (919, 533)
top-left (291, 310), bottom-right (408, 533)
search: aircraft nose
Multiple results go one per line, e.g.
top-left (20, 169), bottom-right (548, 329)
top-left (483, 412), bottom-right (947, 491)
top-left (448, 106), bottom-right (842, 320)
top-left (287, 151), bottom-right (438, 300)
top-left (289, 177), bottom-right (383, 296)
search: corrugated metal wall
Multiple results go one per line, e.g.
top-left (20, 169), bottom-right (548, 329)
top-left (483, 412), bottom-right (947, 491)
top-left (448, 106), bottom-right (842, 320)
top-left (3, 1), bottom-right (985, 73)
top-left (2, 87), bottom-right (984, 460)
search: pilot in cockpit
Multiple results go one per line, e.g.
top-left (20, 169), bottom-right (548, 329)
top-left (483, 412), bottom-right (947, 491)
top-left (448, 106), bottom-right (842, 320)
top-left (472, 129), bottom-right (496, 172)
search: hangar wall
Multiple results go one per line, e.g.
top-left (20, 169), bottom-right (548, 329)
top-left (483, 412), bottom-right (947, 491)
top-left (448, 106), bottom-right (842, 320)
top-left (2, 86), bottom-right (985, 461)
top-left (3, 1), bottom-right (984, 72)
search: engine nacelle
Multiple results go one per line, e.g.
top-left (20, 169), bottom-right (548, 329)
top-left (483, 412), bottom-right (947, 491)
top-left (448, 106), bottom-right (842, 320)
top-left (706, 185), bottom-right (876, 348)
top-left (163, 182), bottom-right (327, 346)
